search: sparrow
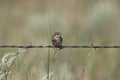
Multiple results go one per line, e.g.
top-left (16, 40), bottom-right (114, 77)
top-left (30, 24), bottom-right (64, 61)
top-left (52, 32), bottom-right (63, 49)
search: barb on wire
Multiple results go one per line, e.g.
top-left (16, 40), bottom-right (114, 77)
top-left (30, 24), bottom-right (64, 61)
top-left (0, 45), bottom-right (119, 48)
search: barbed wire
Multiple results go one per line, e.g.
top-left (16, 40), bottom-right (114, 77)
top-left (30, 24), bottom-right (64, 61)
top-left (0, 45), bottom-right (119, 48)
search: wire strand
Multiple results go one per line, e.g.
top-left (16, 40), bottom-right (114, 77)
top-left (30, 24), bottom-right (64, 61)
top-left (0, 45), bottom-right (119, 48)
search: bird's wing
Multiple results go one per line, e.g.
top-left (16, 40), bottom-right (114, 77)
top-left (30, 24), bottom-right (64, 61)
top-left (61, 36), bottom-right (63, 43)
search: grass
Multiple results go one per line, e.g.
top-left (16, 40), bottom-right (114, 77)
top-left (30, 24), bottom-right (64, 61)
top-left (0, 0), bottom-right (120, 80)
top-left (0, 48), bottom-right (27, 80)
top-left (47, 19), bottom-right (52, 80)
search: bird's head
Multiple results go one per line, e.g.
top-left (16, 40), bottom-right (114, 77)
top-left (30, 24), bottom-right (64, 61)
top-left (53, 32), bottom-right (62, 40)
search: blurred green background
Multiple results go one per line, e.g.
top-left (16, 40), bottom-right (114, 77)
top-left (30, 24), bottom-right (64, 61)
top-left (0, 0), bottom-right (120, 80)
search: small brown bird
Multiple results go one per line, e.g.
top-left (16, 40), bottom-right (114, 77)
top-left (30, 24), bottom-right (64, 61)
top-left (52, 32), bottom-right (63, 49)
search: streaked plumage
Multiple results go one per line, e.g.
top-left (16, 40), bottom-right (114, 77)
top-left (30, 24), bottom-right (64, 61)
top-left (52, 32), bottom-right (63, 49)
